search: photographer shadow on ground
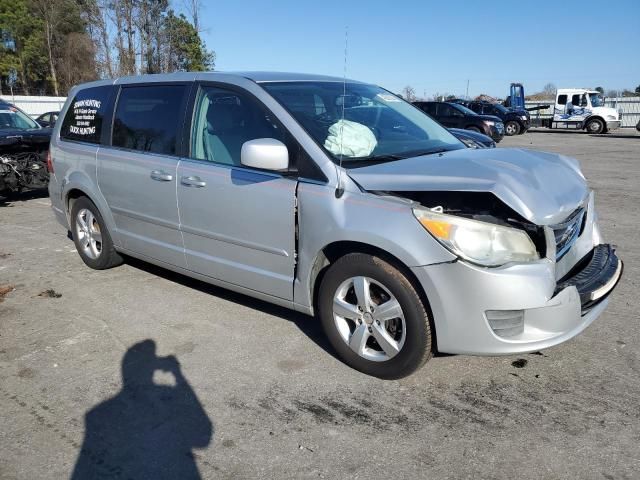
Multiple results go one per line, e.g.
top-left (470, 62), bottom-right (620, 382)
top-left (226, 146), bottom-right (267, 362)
top-left (71, 340), bottom-right (213, 480)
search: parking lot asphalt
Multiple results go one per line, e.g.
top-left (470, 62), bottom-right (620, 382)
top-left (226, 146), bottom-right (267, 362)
top-left (1, 129), bottom-right (639, 479)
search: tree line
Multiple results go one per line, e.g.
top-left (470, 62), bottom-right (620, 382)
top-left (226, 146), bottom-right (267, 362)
top-left (0, 0), bottom-right (214, 96)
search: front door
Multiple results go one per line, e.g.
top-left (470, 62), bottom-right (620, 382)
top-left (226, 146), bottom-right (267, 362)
top-left (97, 83), bottom-right (190, 267)
top-left (177, 84), bottom-right (297, 300)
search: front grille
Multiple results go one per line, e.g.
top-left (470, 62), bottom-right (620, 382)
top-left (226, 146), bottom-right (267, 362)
top-left (552, 207), bottom-right (585, 260)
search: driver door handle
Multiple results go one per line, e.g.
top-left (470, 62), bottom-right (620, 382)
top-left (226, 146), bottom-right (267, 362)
top-left (181, 176), bottom-right (207, 188)
top-left (150, 170), bottom-right (173, 182)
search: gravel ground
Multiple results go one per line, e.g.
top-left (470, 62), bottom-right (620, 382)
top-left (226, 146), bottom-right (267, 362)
top-left (1, 129), bottom-right (639, 479)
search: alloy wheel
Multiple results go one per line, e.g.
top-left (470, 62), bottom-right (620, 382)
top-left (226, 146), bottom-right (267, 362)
top-left (332, 276), bottom-right (406, 362)
top-left (75, 208), bottom-right (103, 259)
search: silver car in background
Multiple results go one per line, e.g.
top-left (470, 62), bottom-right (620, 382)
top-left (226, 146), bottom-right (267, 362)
top-left (48, 72), bottom-right (622, 378)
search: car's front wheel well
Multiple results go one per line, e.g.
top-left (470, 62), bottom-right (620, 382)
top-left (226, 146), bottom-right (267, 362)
top-left (584, 116), bottom-right (606, 133)
top-left (310, 241), bottom-right (437, 349)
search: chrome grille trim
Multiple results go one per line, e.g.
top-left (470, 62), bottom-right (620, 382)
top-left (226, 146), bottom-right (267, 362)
top-left (552, 207), bottom-right (586, 261)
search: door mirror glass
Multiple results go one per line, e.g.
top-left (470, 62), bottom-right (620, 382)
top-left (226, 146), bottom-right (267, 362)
top-left (241, 138), bottom-right (289, 171)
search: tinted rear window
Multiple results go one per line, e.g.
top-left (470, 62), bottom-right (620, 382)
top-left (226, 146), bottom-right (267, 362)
top-left (60, 86), bottom-right (112, 143)
top-left (112, 85), bottom-right (187, 155)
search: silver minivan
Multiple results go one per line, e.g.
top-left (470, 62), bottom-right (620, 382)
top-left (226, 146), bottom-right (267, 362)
top-left (48, 72), bottom-right (622, 378)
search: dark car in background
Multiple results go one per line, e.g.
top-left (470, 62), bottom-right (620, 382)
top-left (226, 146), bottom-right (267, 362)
top-left (35, 111), bottom-right (59, 128)
top-left (454, 100), bottom-right (530, 136)
top-left (448, 128), bottom-right (496, 148)
top-left (413, 101), bottom-right (504, 142)
top-left (0, 100), bottom-right (51, 194)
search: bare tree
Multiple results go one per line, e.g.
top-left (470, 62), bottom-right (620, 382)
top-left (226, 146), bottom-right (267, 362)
top-left (57, 32), bottom-right (97, 90)
top-left (401, 85), bottom-right (417, 102)
top-left (183, 0), bottom-right (203, 32)
top-left (83, 0), bottom-right (116, 78)
top-left (31, 0), bottom-right (68, 95)
top-left (542, 83), bottom-right (556, 98)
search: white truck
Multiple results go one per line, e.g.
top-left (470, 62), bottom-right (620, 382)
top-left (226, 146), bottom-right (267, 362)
top-left (538, 88), bottom-right (622, 134)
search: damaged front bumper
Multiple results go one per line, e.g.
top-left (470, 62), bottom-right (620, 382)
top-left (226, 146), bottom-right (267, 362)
top-left (412, 243), bottom-right (622, 355)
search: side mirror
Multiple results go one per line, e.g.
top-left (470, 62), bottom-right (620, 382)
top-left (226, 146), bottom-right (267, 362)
top-left (241, 138), bottom-right (289, 171)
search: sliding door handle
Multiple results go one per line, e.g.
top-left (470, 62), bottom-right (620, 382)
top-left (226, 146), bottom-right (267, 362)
top-left (181, 176), bottom-right (207, 188)
top-left (150, 170), bottom-right (173, 182)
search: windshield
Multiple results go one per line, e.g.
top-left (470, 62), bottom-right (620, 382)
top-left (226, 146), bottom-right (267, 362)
top-left (451, 103), bottom-right (477, 116)
top-left (262, 82), bottom-right (463, 166)
top-left (589, 93), bottom-right (604, 107)
top-left (0, 105), bottom-right (40, 130)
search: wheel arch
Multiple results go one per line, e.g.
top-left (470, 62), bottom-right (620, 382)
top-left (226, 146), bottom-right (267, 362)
top-left (308, 240), bottom-right (438, 349)
top-left (584, 115), bottom-right (606, 132)
top-left (62, 179), bottom-right (120, 246)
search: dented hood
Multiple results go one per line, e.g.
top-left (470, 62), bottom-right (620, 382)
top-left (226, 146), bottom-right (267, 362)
top-left (347, 147), bottom-right (588, 225)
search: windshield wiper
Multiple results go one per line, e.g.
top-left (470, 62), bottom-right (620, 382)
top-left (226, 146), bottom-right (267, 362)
top-left (340, 153), bottom-right (406, 166)
top-left (404, 148), bottom-right (452, 157)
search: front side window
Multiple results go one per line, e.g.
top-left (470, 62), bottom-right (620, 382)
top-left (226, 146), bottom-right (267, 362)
top-left (60, 85), bottom-right (112, 143)
top-left (112, 84), bottom-right (187, 155)
top-left (588, 93), bottom-right (603, 107)
top-left (450, 103), bottom-right (476, 116)
top-left (263, 81), bottom-right (462, 166)
top-left (190, 86), bottom-right (286, 166)
top-left (417, 103), bottom-right (435, 116)
top-left (438, 104), bottom-right (457, 117)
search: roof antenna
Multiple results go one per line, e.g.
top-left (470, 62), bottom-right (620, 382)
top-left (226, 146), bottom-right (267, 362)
top-left (335, 25), bottom-right (348, 199)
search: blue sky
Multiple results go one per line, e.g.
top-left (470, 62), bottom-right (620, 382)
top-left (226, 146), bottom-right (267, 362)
top-left (193, 0), bottom-right (640, 98)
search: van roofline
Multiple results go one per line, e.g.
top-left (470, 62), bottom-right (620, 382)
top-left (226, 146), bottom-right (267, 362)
top-left (70, 71), bottom-right (364, 90)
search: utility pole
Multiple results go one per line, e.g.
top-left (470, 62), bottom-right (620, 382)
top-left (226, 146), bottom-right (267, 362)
top-left (466, 79), bottom-right (470, 99)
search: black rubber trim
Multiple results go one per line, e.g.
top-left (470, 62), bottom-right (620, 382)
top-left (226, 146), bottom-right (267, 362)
top-left (555, 244), bottom-right (622, 312)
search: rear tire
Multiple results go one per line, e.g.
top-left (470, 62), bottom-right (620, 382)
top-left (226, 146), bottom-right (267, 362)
top-left (505, 120), bottom-right (521, 136)
top-left (70, 197), bottom-right (122, 270)
top-left (318, 253), bottom-right (433, 379)
top-left (586, 118), bottom-right (604, 134)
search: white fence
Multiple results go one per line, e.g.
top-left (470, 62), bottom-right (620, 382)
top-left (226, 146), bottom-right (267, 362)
top-left (525, 97), bottom-right (640, 128)
top-left (0, 95), bottom-right (67, 118)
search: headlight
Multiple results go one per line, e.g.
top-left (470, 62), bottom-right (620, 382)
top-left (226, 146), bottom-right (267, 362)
top-left (606, 115), bottom-right (616, 120)
top-left (520, 115), bottom-right (528, 120)
top-left (483, 120), bottom-right (495, 126)
top-left (413, 208), bottom-right (539, 266)
top-left (460, 138), bottom-right (479, 148)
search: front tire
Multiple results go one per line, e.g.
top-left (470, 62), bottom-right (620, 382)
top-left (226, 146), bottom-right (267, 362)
top-left (505, 120), bottom-right (521, 136)
top-left (70, 197), bottom-right (122, 270)
top-left (586, 118), bottom-right (605, 134)
top-left (318, 253), bottom-right (433, 379)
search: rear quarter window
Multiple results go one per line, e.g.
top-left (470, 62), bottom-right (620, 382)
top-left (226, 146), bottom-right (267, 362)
top-left (60, 85), bottom-right (113, 144)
